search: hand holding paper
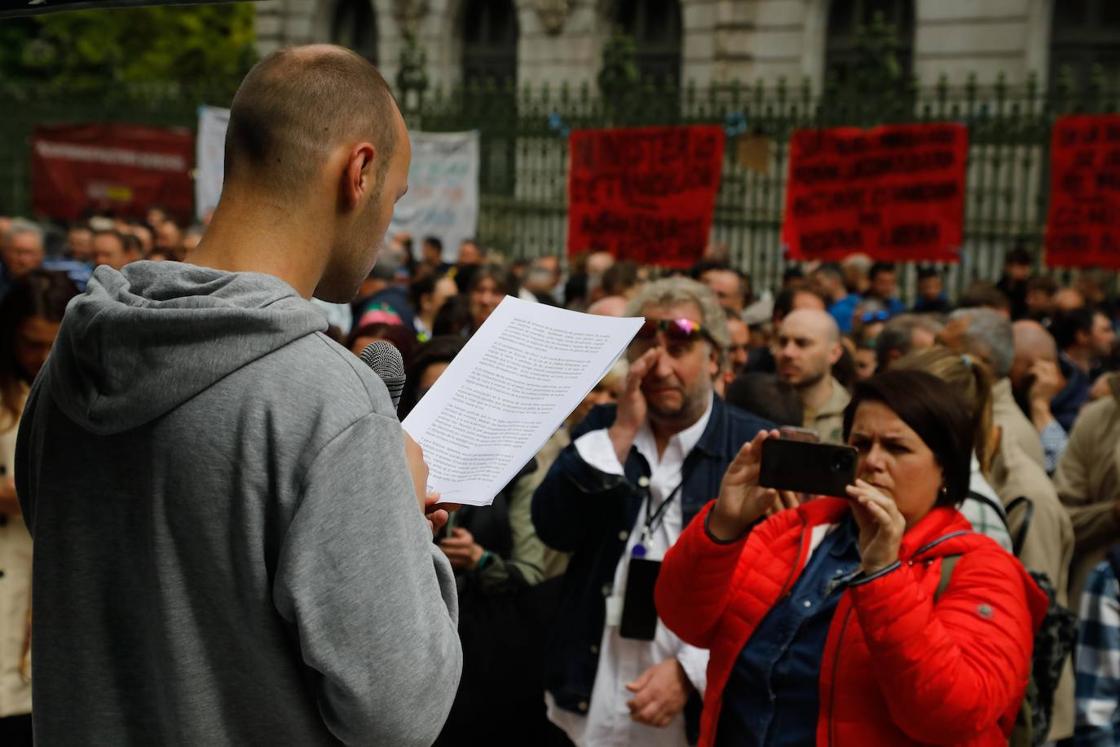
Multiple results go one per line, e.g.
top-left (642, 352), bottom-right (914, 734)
top-left (402, 296), bottom-right (643, 506)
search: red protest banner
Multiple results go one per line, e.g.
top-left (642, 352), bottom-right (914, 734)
top-left (1045, 114), bottom-right (1120, 268)
top-left (782, 122), bottom-right (968, 262)
top-left (31, 123), bottom-right (194, 223)
top-left (567, 125), bottom-right (725, 268)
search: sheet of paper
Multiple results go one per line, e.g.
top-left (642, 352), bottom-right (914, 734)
top-left (402, 296), bottom-right (644, 507)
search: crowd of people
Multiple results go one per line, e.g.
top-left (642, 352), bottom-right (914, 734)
top-left (0, 200), bottom-right (1119, 747)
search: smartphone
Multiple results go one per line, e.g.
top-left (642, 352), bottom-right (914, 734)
top-left (759, 438), bottom-right (858, 498)
top-left (619, 557), bottom-right (661, 641)
top-left (778, 426), bottom-right (820, 443)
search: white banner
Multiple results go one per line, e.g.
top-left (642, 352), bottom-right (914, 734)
top-left (194, 113), bottom-right (478, 252)
top-left (390, 131), bottom-right (480, 262)
top-left (194, 105), bottom-right (229, 221)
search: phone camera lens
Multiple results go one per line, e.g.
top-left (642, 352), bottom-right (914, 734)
top-left (832, 452), bottom-right (854, 472)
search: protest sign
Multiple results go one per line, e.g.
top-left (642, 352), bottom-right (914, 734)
top-left (782, 122), bottom-right (968, 262)
top-left (388, 131), bottom-right (480, 261)
top-left (195, 105), bottom-right (230, 221)
top-left (567, 125), bottom-right (725, 268)
top-left (31, 123), bottom-right (193, 222)
top-left (1045, 114), bottom-right (1120, 268)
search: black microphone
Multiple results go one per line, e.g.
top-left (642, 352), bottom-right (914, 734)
top-left (359, 340), bottom-right (405, 409)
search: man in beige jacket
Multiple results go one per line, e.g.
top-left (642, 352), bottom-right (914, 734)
top-left (1054, 391), bottom-right (1120, 608)
top-left (990, 434), bottom-right (1076, 742)
top-left (943, 309), bottom-right (1075, 740)
top-left (774, 309), bottom-right (849, 443)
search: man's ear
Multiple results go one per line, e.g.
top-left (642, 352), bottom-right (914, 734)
top-left (340, 143), bottom-right (376, 210)
top-left (829, 341), bottom-right (843, 366)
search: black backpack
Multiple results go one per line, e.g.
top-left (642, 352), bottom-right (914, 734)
top-left (936, 554), bottom-right (1077, 746)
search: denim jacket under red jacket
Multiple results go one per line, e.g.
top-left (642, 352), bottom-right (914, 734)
top-left (656, 498), bottom-right (1049, 746)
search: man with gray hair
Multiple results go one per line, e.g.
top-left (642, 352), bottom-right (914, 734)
top-left (942, 307), bottom-right (1046, 470)
top-left (0, 219), bottom-right (45, 299)
top-left (875, 313), bottom-right (942, 373)
top-left (533, 277), bottom-right (771, 747)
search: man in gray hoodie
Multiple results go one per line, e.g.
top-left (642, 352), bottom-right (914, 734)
top-left (16, 45), bottom-right (462, 745)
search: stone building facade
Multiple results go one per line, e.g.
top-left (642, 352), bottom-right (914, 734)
top-left (254, 0), bottom-right (1103, 94)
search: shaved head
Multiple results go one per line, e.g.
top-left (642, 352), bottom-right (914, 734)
top-left (1009, 319), bottom-right (1058, 390)
top-left (783, 309), bottom-right (840, 344)
top-left (224, 44), bottom-right (400, 201)
top-left (1013, 320), bottom-right (1057, 361)
top-left (776, 309), bottom-right (842, 390)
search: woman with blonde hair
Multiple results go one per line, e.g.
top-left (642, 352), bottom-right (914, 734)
top-left (893, 346), bottom-right (1011, 551)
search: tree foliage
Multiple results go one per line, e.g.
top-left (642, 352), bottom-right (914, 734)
top-left (0, 2), bottom-right (257, 94)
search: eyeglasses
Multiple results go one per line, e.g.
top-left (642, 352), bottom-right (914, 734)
top-left (635, 318), bottom-right (712, 344)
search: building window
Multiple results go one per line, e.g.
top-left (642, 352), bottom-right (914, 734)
top-left (330, 0), bottom-right (378, 63)
top-left (615, 0), bottom-right (683, 86)
top-left (462, 0), bottom-right (519, 87)
top-left (824, 0), bottom-right (914, 87)
top-left (1050, 0), bottom-right (1120, 88)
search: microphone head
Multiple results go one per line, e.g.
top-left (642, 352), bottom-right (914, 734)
top-left (359, 340), bottom-right (406, 409)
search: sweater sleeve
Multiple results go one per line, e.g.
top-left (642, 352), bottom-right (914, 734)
top-left (849, 549), bottom-right (1037, 745)
top-left (272, 413), bottom-right (462, 747)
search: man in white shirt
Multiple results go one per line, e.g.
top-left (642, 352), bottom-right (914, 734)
top-left (532, 277), bottom-right (772, 746)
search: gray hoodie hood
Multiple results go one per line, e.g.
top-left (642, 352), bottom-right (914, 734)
top-left (48, 261), bottom-right (327, 435)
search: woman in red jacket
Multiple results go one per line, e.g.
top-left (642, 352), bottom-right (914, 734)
top-left (656, 369), bottom-right (1048, 746)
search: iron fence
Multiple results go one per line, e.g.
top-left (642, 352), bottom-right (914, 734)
top-left (407, 71), bottom-right (1120, 297)
top-left (2, 71), bottom-right (1118, 297)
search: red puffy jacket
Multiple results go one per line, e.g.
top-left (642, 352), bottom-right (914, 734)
top-left (656, 498), bottom-right (1049, 746)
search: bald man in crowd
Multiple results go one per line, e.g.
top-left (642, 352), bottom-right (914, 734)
top-left (17, 45), bottom-right (461, 745)
top-left (775, 309), bottom-right (849, 442)
top-left (1011, 321), bottom-right (1076, 468)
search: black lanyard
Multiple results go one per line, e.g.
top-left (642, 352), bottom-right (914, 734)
top-left (632, 480), bottom-right (684, 557)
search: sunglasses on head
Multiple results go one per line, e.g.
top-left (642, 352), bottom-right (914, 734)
top-left (634, 318), bottom-right (712, 345)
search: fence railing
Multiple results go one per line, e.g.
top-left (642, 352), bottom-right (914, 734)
top-left (405, 72), bottom-right (1120, 296)
top-left (3, 72), bottom-right (1119, 296)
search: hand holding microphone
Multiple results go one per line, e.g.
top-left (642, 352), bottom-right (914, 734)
top-left (360, 341), bottom-right (457, 534)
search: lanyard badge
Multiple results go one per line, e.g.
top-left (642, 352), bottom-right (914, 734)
top-left (618, 480), bottom-right (682, 640)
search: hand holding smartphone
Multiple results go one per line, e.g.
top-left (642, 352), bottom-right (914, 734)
top-left (759, 437), bottom-right (858, 499)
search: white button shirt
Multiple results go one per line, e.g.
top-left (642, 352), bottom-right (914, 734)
top-left (546, 396), bottom-right (713, 747)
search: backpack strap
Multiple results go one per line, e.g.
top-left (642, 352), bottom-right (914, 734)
top-left (914, 531), bottom-right (972, 602)
top-left (1005, 496), bottom-right (1034, 558)
top-left (935, 555), bottom-right (962, 602)
top-left (966, 489), bottom-right (1009, 525)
